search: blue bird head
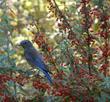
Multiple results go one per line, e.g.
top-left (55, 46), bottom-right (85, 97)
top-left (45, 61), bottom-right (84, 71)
top-left (20, 40), bottom-right (33, 48)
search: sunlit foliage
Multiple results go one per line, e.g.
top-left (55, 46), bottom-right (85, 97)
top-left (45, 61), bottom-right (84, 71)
top-left (0, 0), bottom-right (110, 101)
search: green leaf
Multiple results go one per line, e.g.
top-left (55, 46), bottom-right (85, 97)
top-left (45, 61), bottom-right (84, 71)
top-left (92, 0), bottom-right (104, 7)
top-left (100, 77), bottom-right (110, 89)
top-left (7, 80), bottom-right (14, 87)
top-left (98, 92), bottom-right (110, 102)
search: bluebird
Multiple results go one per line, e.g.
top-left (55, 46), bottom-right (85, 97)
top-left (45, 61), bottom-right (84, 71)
top-left (20, 40), bottom-right (53, 84)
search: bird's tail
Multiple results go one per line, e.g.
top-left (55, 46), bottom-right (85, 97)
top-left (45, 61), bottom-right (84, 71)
top-left (43, 71), bottom-right (53, 84)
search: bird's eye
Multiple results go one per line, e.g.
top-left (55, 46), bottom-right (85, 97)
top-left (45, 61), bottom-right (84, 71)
top-left (23, 42), bottom-right (27, 44)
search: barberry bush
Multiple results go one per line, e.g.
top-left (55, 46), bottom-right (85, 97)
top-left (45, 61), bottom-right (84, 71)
top-left (0, 0), bottom-right (110, 102)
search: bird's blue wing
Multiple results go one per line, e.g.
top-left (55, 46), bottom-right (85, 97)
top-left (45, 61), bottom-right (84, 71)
top-left (34, 57), bottom-right (53, 83)
top-left (24, 48), bottom-right (49, 73)
top-left (24, 49), bottom-right (53, 83)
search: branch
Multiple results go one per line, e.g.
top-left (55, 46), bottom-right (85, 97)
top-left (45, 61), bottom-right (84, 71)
top-left (0, 66), bottom-right (10, 70)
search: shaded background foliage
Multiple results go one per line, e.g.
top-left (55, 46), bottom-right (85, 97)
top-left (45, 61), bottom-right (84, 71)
top-left (0, 0), bottom-right (110, 102)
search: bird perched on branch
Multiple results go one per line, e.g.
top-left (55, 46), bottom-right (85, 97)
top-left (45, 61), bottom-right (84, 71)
top-left (20, 40), bottom-right (53, 84)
